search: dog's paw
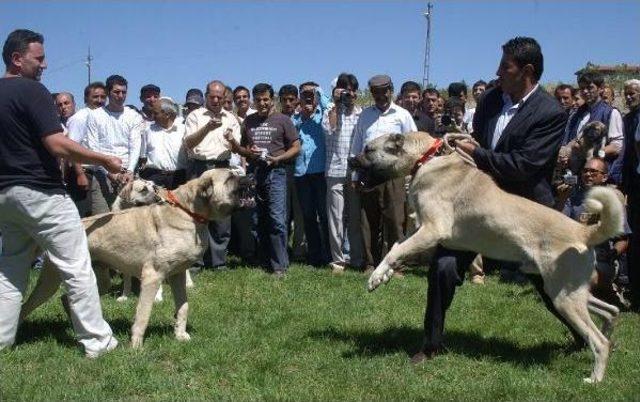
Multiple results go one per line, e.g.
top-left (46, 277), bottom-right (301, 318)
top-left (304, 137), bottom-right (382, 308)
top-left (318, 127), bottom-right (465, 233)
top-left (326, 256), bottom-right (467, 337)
top-left (116, 295), bottom-right (128, 302)
top-left (367, 264), bottom-right (394, 292)
top-left (175, 331), bottom-right (191, 342)
top-left (130, 336), bottom-right (144, 349)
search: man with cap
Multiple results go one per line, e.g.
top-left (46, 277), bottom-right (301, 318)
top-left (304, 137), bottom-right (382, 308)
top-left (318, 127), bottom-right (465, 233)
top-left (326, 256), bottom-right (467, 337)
top-left (184, 88), bottom-right (204, 117)
top-left (349, 74), bottom-right (417, 272)
top-left (139, 84), bottom-right (161, 122)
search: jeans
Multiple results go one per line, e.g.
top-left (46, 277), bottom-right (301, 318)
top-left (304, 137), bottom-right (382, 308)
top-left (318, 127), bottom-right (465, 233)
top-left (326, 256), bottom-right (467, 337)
top-left (253, 166), bottom-right (289, 271)
top-left (295, 173), bottom-right (330, 266)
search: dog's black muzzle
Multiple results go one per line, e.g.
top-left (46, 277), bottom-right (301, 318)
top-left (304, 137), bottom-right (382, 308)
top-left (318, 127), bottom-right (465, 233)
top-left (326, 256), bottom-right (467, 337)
top-left (348, 155), bottom-right (387, 190)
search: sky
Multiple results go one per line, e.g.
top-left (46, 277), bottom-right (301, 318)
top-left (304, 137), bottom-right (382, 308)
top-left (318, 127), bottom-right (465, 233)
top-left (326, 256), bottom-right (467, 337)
top-left (1, 1), bottom-right (639, 105)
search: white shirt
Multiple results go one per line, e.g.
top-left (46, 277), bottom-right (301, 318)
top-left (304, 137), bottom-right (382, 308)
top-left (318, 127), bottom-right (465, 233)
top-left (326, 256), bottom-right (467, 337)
top-left (85, 106), bottom-right (145, 171)
top-left (144, 120), bottom-right (188, 171)
top-left (463, 107), bottom-right (475, 133)
top-left (576, 107), bottom-right (624, 156)
top-left (491, 84), bottom-right (539, 149)
top-left (183, 108), bottom-right (241, 161)
top-left (66, 107), bottom-right (91, 145)
top-left (350, 102), bottom-right (417, 180)
top-left (634, 120), bottom-right (640, 174)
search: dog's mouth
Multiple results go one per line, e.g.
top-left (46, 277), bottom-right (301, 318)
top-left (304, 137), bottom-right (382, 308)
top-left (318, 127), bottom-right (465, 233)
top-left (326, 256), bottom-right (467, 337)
top-left (235, 175), bottom-right (257, 209)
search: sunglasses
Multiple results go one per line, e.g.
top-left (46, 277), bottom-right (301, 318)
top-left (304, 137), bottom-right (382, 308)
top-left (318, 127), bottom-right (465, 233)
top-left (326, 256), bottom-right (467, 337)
top-left (582, 168), bottom-right (606, 175)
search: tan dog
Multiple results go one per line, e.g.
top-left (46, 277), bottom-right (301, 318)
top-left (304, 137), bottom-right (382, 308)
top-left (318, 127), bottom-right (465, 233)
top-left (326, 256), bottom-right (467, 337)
top-left (111, 179), bottom-right (193, 303)
top-left (21, 169), bottom-right (255, 348)
top-left (352, 131), bottom-right (623, 383)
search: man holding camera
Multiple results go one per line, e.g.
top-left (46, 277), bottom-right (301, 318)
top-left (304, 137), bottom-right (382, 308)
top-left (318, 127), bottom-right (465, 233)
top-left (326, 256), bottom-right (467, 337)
top-left (350, 75), bottom-right (417, 272)
top-left (323, 73), bottom-right (364, 273)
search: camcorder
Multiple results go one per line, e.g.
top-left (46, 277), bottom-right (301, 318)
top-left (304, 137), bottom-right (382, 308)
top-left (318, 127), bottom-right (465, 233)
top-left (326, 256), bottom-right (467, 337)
top-left (300, 89), bottom-right (316, 104)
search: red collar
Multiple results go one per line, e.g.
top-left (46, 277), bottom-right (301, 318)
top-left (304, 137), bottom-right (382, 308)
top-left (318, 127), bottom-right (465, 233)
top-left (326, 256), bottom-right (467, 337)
top-left (410, 138), bottom-right (444, 177)
top-left (166, 190), bottom-right (208, 224)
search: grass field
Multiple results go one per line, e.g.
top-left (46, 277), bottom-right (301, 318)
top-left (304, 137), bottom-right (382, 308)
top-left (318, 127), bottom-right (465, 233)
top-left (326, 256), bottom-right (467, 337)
top-left (1, 264), bottom-right (639, 401)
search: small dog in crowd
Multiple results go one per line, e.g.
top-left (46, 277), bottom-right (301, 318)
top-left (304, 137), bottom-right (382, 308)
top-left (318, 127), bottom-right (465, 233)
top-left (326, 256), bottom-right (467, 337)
top-left (21, 169), bottom-right (256, 347)
top-left (554, 121), bottom-right (608, 189)
top-left (352, 131), bottom-right (623, 383)
top-left (111, 179), bottom-right (193, 303)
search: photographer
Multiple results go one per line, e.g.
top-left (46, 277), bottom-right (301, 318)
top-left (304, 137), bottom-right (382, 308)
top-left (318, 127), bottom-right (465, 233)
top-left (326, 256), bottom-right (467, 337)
top-left (322, 73), bottom-right (364, 273)
top-left (561, 158), bottom-right (631, 307)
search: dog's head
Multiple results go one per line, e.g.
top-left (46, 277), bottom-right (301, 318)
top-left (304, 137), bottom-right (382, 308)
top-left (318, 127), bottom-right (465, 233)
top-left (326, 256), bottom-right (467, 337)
top-left (348, 132), bottom-right (437, 187)
top-left (195, 169), bottom-right (256, 220)
top-left (580, 121), bottom-right (607, 147)
top-left (118, 179), bottom-right (158, 206)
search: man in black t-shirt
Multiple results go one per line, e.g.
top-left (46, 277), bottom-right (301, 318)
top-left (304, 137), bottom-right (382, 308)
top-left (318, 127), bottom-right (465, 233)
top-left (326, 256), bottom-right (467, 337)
top-left (400, 81), bottom-right (436, 134)
top-left (226, 83), bottom-right (300, 277)
top-left (0, 29), bottom-right (123, 358)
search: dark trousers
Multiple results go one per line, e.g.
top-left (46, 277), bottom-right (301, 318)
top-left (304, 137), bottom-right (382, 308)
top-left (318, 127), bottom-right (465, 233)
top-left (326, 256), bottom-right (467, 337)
top-left (65, 165), bottom-right (93, 218)
top-left (423, 246), bottom-right (585, 351)
top-left (295, 172), bottom-right (330, 266)
top-left (252, 166), bottom-right (289, 271)
top-left (139, 168), bottom-right (186, 190)
top-left (360, 177), bottom-right (406, 267)
top-left (627, 189), bottom-right (640, 307)
top-left (190, 159), bottom-right (230, 268)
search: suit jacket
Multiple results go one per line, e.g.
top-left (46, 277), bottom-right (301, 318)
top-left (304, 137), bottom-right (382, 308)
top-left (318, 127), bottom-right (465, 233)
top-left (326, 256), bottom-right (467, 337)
top-left (471, 86), bottom-right (567, 207)
top-left (621, 108), bottom-right (640, 195)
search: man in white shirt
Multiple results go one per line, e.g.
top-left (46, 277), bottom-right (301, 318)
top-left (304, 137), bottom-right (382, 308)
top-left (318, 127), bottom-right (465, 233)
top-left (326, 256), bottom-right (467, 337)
top-left (139, 98), bottom-right (187, 189)
top-left (233, 86), bottom-right (257, 123)
top-left (65, 81), bottom-right (107, 216)
top-left (183, 80), bottom-right (241, 270)
top-left (350, 75), bottom-right (417, 272)
top-left (463, 80), bottom-right (487, 133)
top-left (55, 92), bottom-right (75, 127)
top-left (85, 75), bottom-right (145, 213)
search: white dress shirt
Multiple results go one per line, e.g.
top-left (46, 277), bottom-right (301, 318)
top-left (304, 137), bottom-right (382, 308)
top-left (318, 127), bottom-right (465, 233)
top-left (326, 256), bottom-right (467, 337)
top-left (85, 106), bottom-right (145, 171)
top-left (491, 84), bottom-right (539, 150)
top-left (183, 108), bottom-right (241, 161)
top-left (66, 107), bottom-right (91, 145)
top-left (349, 102), bottom-right (417, 180)
top-left (144, 120), bottom-right (188, 171)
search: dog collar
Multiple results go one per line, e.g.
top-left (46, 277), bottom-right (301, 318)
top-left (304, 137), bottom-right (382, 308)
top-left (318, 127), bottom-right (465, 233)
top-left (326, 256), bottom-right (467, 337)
top-left (166, 190), bottom-right (208, 224)
top-left (410, 138), bottom-right (444, 178)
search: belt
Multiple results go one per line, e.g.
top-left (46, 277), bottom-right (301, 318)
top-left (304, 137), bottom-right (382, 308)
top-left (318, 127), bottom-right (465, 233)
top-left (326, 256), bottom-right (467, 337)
top-left (192, 159), bottom-right (230, 168)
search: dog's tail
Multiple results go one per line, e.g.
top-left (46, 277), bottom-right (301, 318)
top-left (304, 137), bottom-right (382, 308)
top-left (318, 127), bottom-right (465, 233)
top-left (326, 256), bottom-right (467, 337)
top-left (583, 186), bottom-right (625, 247)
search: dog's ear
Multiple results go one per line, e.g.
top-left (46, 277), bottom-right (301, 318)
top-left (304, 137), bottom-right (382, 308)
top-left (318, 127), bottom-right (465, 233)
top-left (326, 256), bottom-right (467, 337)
top-left (384, 133), bottom-right (405, 153)
top-left (197, 176), bottom-right (215, 199)
top-left (120, 181), bottom-right (132, 200)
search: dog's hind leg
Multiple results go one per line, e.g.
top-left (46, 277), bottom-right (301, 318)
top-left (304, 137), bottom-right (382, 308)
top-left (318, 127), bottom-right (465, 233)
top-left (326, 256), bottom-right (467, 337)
top-left (130, 266), bottom-right (162, 348)
top-left (116, 274), bottom-right (132, 302)
top-left (20, 258), bottom-right (61, 322)
top-left (368, 227), bottom-right (439, 291)
top-left (167, 270), bottom-right (190, 342)
top-left (553, 289), bottom-right (610, 383)
top-left (588, 294), bottom-right (619, 339)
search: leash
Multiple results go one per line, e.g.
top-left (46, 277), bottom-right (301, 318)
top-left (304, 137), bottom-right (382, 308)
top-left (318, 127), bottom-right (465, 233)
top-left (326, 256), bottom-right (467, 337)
top-left (165, 190), bottom-right (208, 224)
top-left (443, 133), bottom-right (479, 168)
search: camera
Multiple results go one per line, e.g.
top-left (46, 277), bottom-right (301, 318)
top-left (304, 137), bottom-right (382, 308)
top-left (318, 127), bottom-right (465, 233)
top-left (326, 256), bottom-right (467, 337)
top-left (300, 90), bottom-right (315, 104)
top-left (338, 90), bottom-right (351, 104)
top-left (440, 114), bottom-right (453, 127)
top-left (562, 170), bottom-right (578, 186)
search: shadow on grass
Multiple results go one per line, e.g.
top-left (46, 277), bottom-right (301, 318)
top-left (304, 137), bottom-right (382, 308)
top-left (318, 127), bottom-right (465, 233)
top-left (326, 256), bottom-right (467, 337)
top-left (17, 317), bottom-right (193, 347)
top-left (309, 326), bottom-right (563, 367)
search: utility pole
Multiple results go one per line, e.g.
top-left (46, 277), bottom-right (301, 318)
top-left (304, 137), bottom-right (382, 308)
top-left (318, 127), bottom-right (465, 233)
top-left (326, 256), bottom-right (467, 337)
top-left (422, 2), bottom-right (433, 88)
top-left (85, 46), bottom-right (93, 85)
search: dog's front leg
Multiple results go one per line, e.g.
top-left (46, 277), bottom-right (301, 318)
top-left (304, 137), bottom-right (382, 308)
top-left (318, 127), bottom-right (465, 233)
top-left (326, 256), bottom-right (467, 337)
top-left (130, 268), bottom-right (162, 348)
top-left (368, 227), bottom-right (439, 291)
top-left (167, 271), bottom-right (190, 342)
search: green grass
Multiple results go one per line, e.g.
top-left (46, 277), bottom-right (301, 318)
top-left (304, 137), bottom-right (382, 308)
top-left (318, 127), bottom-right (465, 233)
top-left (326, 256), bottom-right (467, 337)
top-left (1, 265), bottom-right (639, 401)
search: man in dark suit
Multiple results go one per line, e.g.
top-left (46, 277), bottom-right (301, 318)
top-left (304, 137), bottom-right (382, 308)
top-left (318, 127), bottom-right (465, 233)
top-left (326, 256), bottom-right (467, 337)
top-left (411, 37), bottom-right (575, 363)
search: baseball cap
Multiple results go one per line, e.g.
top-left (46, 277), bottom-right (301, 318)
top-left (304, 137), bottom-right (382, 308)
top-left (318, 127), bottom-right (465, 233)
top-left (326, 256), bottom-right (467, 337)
top-left (185, 88), bottom-right (204, 106)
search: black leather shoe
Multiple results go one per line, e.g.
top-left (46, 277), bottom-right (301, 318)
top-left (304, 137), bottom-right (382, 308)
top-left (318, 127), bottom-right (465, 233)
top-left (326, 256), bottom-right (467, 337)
top-left (410, 347), bottom-right (442, 364)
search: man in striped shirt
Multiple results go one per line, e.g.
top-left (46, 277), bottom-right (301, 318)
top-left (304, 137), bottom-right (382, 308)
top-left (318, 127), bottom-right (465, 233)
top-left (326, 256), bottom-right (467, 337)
top-left (322, 73), bottom-right (364, 274)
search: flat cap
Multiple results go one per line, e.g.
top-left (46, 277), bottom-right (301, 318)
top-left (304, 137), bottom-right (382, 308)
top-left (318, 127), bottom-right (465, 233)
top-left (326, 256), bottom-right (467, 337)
top-left (368, 74), bottom-right (392, 88)
top-left (140, 84), bottom-right (161, 95)
top-left (185, 88), bottom-right (204, 106)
